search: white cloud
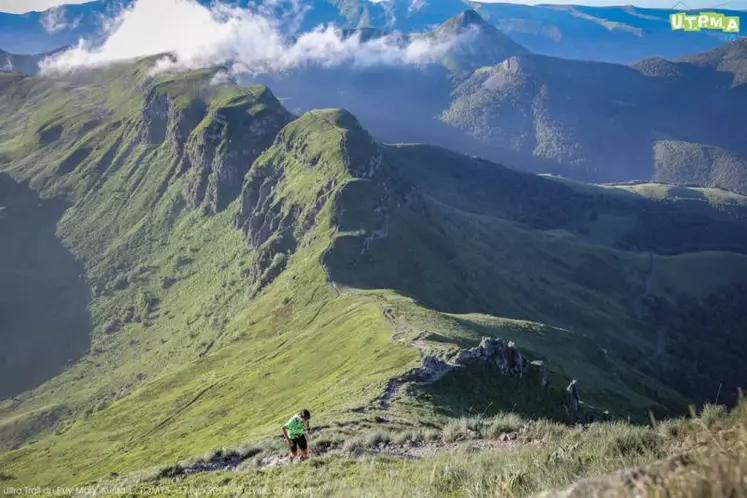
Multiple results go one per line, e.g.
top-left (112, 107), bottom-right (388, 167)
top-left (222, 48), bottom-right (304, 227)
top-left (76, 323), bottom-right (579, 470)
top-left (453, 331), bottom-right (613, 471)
top-left (0, 0), bottom-right (89, 14)
top-left (40, 6), bottom-right (82, 33)
top-left (41, 0), bottom-right (461, 76)
top-left (408, 0), bottom-right (427, 14)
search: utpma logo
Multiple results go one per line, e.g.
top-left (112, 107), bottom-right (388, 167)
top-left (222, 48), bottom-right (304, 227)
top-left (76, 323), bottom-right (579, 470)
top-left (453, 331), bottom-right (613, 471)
top-left (670, 11), bottom-right (740, 32)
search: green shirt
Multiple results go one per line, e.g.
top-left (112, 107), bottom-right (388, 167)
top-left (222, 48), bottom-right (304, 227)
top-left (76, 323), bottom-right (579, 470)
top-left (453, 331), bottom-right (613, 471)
top-left (285, 415), bottom-right (305, 438)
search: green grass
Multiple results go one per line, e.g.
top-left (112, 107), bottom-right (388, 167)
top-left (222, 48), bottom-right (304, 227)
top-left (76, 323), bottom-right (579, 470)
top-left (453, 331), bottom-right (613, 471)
top-left (653, 251), bottom-right (747, 299)
top-left (0, 72), bottom-right (421, 486)
top-left (3, 60), bottom-right (747, 492)
top-left (107, 402), bottom-right (743, 498)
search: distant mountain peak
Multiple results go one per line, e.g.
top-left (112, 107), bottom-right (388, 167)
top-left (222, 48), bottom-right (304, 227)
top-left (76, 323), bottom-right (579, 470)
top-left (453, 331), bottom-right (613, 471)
top-left (438, 9), bottom-right (491, 34)
top-left (0, 45), bottom-right (71, 75)
top-left (457, 9), bottom-right (489, 28)
top-left (433, 8), bottom-right (529, 77)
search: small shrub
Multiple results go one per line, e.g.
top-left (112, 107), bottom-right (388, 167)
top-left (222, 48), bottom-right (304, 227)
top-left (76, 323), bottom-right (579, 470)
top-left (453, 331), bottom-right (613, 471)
top-left (523, 419), bottom-right (568, 440)
top-left (595, 424), bottom-right (663, 459)
top-left (424, 428), bottom-right (442, 441)
top-left (342, 436), bottom-right (366, 455)
top-left (101, 318), bottom-right (121, 334)
top-left (393, 428), bottom-right (427, 445)
top-left (365, 430), bottom-right (391, 448)
top-left (309, 435), bottom-right (337, 454)
top-left (392, 432), bottom-right (410, 445)
top-left (442, 417), bottom-right (480, 443)
top-left (700, 404), bottom-right (728, 428)
top-left (263, 437), bottom-right (288, 454)
top-left (160, 276), bottom-right (177, 289)
top-left (198, 448), bottom-right (222, 463)
top-left (657, 418), bottom-right (692, 439)
top-left (112, 273), bottom-right (129, 290)
top-left (486, 412), bottom-right (523, 437)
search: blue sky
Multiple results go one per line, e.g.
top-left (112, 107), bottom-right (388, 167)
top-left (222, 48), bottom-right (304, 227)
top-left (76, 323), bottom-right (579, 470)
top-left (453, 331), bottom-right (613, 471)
top-left (0, 0), bottom-right (745, 14)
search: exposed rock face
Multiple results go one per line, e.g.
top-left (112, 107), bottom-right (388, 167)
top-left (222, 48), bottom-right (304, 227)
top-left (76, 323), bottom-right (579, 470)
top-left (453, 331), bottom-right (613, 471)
top-left (183, 98), bottom-right (291, 214)
top-left (141, 86), bottom-right (292, 215)
top-left (141, 91), bottom-right (177, 146)
top-left (408, 337), bottom-right (529, 386)
top-left (566, 379), bottom-right (581, 422)
top-left (379, 335), bottom-right (591, 421)
top-left (235, 164), bottom-right (285, 248)
top-left (538, 360), bottom-right (549, 388)
top-left (380, 336), bottom-right (553, 410)
top-left (234, 164), bottom-right (298, 293)
top-left (235, 109), bottom-right (396, 293)
top-left (453, 336), bottom-right (526, 377)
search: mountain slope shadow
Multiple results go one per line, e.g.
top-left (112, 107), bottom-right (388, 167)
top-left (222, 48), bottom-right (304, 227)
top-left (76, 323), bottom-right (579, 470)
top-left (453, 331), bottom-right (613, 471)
top-left (0, 174), bottom-right (91, 400)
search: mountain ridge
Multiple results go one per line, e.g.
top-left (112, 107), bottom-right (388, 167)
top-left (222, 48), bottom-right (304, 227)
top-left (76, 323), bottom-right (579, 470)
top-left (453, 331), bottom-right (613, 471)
top-left (245, 14), bottom-right (747, 194)
top-left (1, 0), bottom-right (744, 63)
top-left (2, 52), bottom-right (747, 489)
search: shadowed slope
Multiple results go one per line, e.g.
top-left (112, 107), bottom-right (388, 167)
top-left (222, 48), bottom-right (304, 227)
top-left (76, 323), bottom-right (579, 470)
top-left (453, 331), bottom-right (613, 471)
top-left (0, 174), bottom-right (91, 399)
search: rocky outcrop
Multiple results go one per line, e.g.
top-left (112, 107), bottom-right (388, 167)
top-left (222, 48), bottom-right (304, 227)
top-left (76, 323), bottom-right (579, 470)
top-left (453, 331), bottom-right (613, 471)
top-left (539, 360), bottom-right (549, 388)
top-left (234, 164), bottom-right (294, 293)
top-left (141, 92), bottom-right (173, 146)
top-left (235, 164), bottom-right (286, 249)
top-left (140, 85), bottom-right (291, 215)
top-left (234, 159), bottom-right (336, 294)
top-left (566, 379), bottom-right (581, 422)
top-left (452, 336), bottom-right (526, 377)
top-left (379, 335), bottom-right (589, 422)
top-left (140, 91), bottom-right (207, 164)
top-left (183, 106), bottom-right (289, 214)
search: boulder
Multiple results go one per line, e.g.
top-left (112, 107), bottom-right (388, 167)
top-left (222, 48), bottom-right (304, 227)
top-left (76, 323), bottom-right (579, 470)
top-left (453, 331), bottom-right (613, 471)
top-left (566, 379), bottom-right (581, 422)
top-left (452, 336), bottom-right (526, 377)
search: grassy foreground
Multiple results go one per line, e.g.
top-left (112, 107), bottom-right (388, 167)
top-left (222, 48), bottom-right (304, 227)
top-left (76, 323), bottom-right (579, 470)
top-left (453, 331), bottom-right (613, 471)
top-left (67, 401), bottom-right (745, 497)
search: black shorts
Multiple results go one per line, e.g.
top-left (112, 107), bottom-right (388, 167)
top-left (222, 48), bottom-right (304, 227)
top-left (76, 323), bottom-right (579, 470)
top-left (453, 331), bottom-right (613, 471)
top-left (289, 435), bottom-right (307, 452)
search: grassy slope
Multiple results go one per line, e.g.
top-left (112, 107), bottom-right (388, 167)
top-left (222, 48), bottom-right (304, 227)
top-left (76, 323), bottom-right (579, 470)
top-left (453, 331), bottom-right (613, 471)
top-left (0, 71), bottom-right (419, 485)
top-left (114, 402), bottom-right (745, 498)
top-left (1, 63), bottom-right (747, 489)
top-left (328, 145), bottom-right (747, 419)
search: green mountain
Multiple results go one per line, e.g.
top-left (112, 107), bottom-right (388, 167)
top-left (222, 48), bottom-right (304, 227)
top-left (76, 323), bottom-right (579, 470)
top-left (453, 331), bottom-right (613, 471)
top-left (439, 38), bottom-right (747, 191)
top-left (2, 57), bottom-right (747, 489)
top-left (0, 46), bottom-right (68, 75)
top-left (249, 11), bottom-right (747, 196)
top-left (2, 1), bottom-right (744, 64)
top-left (432, 8), bottom-right (530, 78)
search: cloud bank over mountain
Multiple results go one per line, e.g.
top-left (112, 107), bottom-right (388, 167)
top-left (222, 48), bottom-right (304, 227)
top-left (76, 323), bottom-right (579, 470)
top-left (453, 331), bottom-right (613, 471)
top-left (41, 0), bottom-right (463, 75)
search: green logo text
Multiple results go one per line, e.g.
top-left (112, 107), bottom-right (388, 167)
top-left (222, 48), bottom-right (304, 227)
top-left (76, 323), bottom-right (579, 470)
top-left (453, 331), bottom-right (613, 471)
top-left (670, 12), bottom-right (740, 33)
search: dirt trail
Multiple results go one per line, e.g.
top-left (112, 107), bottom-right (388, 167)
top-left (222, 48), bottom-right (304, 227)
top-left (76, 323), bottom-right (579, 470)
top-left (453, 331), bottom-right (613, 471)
top-left (180, 434), bottom-right (529, 475)
top-left (378, 307), bottom-right (409, 411)
top-left (377, 308), bottom-right (441, 411)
